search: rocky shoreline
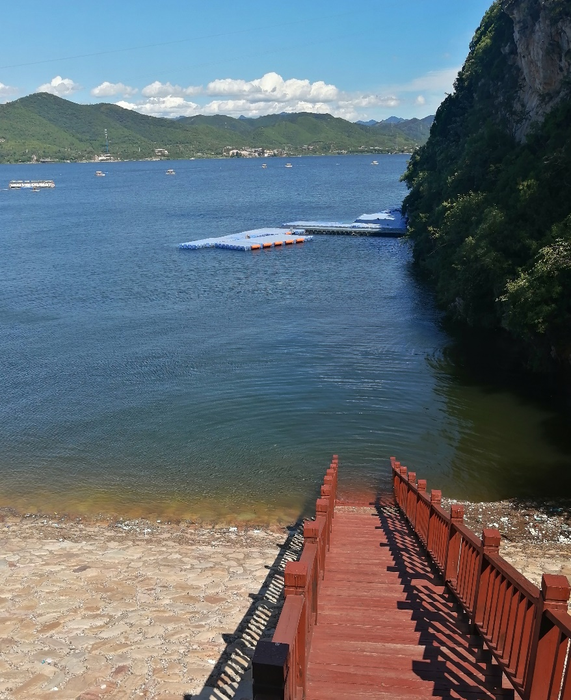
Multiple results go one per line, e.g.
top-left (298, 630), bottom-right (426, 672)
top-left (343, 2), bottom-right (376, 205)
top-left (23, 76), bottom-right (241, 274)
top-left (443, 497), bottom-right (571, 591)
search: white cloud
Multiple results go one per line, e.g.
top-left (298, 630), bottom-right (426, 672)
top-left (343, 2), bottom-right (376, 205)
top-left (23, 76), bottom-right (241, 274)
top-left (200, 98), bottom-right (330, 118)
top-left (117, 95), bottom-right (200, 118)
top-left (37, 75), bottom-right (81, 97)
top-left (114, 72), bottom-right (403, 121)
top-left (0, 82), bottom-right (18, 100)
top-left (107, 69), bottom-right (449, 121)
top-left (206, 72), bottom-right (339, 103)
top-left (141, 81), bottom-right (201, 98)
top-left (91, 81), bottom-right (137, 98)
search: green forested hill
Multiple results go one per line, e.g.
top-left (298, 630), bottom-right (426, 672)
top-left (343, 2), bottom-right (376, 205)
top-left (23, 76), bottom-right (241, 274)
top-left (0, 93), bottom-right (430, 163)
top-left (403, 0), bottom-right (571, 374)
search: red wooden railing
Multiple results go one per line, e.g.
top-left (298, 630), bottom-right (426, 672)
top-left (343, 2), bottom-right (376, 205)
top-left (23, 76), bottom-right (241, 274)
top-left (392, 457), bottom-right (571, 700)
top-left (252, 455), bottom-right (338, 700)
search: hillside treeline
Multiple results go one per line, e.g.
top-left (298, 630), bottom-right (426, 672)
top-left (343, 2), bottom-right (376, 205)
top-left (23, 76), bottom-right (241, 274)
top-left (0, 93), bottom-right (432, 163)
top-left (403, 0), bottom-right (571, 374)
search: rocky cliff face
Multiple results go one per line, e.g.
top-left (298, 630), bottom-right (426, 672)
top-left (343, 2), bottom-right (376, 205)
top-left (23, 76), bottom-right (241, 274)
top-left (503, 0), bottom-right (571, 140)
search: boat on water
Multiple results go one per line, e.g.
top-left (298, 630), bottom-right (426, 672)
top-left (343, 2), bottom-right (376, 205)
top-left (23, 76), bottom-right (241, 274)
top-left (166, 169), bottom-right (176, 175)
top-left (371, 160), bottom-right (379, 165)
top-left (285, 163), bottom-right (293, 168)
top-left (95, 170), bottom-right (105, 177)
top-left (262, 163), bottom-right (267, 169)
top-left (9, 180), bottom-right (55, 189)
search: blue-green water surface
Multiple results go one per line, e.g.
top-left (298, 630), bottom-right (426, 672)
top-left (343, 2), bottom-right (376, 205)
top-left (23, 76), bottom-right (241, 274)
top-left (1, 155), bottom-right (570, 523)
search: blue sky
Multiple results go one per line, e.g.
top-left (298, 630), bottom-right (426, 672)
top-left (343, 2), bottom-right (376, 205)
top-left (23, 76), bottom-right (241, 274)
top-left (1, 0), bottom-right (494, 121)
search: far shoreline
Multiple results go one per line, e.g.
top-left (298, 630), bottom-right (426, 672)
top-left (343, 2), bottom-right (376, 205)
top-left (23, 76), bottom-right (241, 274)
top-left (0, 151), bottom-right (413, 168)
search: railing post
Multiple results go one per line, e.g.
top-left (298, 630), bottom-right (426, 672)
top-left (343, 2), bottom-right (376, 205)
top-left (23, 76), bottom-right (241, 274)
top-left (525, 574), bottom-right (571, 700)
top-left (303, 521), bottom-right (320, 622)
top-left (472, 528), bottom-right (500, 629)
top-left (323, 474), bottom-right (334, 507)
top-left (399, 465), bottom-right (408, 508)
top-left (445, 504), bottom-right (465, 584)
top-left (316, 497), bottom-right (331, 549)
top-left (252, 641), bottom-right (289, 700)
top-left (284, 562), bottom-right (308, 695)
top-left (416, 479), bottom-right (428, 542)
top-left (325, 468), bottom-right (337, 512)
top-left (427, 489), bottom-right (442, 555)
top-left (407, 472), bottom-right (417, 526)
top-left (393, 461), bottom-right (401, 502)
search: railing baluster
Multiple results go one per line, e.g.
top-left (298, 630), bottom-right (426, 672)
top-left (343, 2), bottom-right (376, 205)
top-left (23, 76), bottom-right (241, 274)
top-left (445, 504), bottom-right (464, 584)
top-left (473, 529), bottom-right (500, 629)
top-left (427, 489), bottom-right (441, 567)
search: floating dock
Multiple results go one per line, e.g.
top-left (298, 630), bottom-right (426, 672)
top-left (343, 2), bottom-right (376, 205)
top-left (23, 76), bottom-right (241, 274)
top-left (283, 208), bottom-right (407, 237)
top-left (179, 227), bottom-right (312, 252)
top-left (9, 180), bottom-right (55, 189)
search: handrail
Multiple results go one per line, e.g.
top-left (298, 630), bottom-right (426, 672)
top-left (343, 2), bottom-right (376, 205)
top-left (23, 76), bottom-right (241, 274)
top-left (392, 456), bottom-right (571, 700)
top-left (252, 455), bottom-right (338, 700)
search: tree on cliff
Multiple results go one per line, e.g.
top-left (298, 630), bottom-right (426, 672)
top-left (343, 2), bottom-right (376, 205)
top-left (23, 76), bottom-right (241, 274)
top-left (402, 0), bottom-right (571, 372)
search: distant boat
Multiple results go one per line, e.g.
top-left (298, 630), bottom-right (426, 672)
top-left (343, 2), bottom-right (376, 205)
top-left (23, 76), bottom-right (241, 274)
top-left (285, 163), bottom-right (293, 168)
top-left (95, 170), bottom-right (105, 177)
top-left (371, 160), bottom-right (379, 165)
top-left (9, 180), bottom-right (55, 189)
top-left (166, 169), bottom-right (176, 175)
top-left (262, 163), bottom-right (267, 169)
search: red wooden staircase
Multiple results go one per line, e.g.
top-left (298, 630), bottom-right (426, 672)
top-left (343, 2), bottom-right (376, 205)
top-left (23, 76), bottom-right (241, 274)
top-left (253, 457), bottom-right (571, 700)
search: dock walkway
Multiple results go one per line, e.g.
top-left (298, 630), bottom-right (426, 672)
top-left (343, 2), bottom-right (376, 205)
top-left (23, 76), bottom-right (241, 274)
top-left (253, 457), bottom-right (571, 700)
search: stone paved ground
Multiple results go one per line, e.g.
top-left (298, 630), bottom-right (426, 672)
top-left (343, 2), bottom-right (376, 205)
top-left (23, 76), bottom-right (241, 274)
top-left (0, 514), bottom-right (302, 700)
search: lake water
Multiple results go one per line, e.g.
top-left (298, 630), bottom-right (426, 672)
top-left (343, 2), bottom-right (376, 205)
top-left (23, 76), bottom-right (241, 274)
top-left (1, 155), bottom-right (570, 524)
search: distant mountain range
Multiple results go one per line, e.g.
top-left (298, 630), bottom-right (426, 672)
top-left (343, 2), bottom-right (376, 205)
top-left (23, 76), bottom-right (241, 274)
top-left (0, 93), bottom-right (435, 163)
top-left (356, 116), bottom-right (408, 126)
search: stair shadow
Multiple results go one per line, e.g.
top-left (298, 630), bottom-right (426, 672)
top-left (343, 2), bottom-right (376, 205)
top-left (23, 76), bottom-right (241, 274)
top-left (185, 521), bottom-right (305, 700)
top-left (374, 501), bottom-right (515, 700)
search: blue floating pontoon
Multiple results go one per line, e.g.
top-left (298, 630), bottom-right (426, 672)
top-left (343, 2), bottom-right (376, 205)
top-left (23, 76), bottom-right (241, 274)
top-left (179, 227), bottom-right (312, 252)
top-left (282, 208), bottom-right (407, 237)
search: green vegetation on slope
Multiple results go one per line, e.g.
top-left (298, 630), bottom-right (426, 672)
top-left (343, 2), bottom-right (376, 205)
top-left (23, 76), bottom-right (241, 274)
top-left (402, 1), bottom-right (571, 373)
top-left (0, 93), bottom-right (430, 163)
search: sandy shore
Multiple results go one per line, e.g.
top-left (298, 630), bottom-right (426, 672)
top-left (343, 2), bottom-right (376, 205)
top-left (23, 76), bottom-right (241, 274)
top-left (1, 500), bottom-right (570, 700)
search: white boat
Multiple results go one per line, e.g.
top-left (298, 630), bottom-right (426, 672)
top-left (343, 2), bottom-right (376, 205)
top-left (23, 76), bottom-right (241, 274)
top-left (262, 163), bottom-right (267, 169)
top-left (9, 180), bottom-right (55, 189)
top-left (371, 160), bottom-right (379, 165)
top-left (95, 170), bottom-right (105, 177)
top-left (285, 163), bottom-right (293, 168)
top-left (166, 169), bottom-right (176, 175)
